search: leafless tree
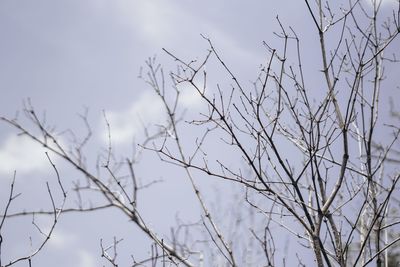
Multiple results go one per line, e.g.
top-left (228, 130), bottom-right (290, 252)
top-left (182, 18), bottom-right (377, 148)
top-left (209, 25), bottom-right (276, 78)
top-left (1, 0), bottom-right (400, 266)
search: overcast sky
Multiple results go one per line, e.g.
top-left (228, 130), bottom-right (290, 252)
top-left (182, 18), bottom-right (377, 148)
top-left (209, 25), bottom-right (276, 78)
top-left (0, 1), bottom-right (399, 266)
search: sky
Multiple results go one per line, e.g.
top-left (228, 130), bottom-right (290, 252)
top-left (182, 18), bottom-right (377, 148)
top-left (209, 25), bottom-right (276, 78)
top-left (0, 0), bottom-right (399, 266)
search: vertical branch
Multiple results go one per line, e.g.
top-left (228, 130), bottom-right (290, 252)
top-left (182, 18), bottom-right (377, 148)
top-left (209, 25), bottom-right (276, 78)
top-left (145, 57), bottom-right (237, 266)
top-left (0, 172), bottom-right (20, 267)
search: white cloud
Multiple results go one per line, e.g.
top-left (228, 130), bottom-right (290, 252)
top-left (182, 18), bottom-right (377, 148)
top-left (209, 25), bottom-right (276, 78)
top-left (111, 1), bottom-right (260, 61)
top-left (0, 135), bottom-right (51, 175)
top-left (48, 228), bottom-right (77, 248)
top-left (131, 2), bottom-right (175, 43)
top-left (102, 86), bottom-right (207, 145)
top-left (365, 0), bottom-right (398, 7)
top-left (179, 84), bottom-right (204, 107)
top-left (112, 1), bottom-right (179, 44)
top-left (103, 91), bottom-right (165, 144)
top-left (96, 1), bottom-right (263, 146)
top-left (47, 229), bottom-right (96, 267)
top-left (78, 250), bottom-right (96, 267)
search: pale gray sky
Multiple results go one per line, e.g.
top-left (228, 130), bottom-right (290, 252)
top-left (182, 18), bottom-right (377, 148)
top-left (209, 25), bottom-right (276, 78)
top-left (0, 1), bottom-right (399, 266)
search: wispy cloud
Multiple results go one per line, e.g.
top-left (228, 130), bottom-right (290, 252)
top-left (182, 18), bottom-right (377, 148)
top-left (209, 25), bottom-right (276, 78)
top-left (78, 250), bottom-right (96, 267)
top-left (0, 135), bottom-right (51, 175)
top-left (111, 1), bottom-right (261, 65)
top-left (364, 0), bottom-right (398, 7)
top-left (111, 1), bottom-right (179, 44)
top-left (48, 228), bottom-right (77, 249)
top-left (48, 229), bottom-right (96, 267)
top-left (97, 1), bottom-right (263, 146)
top-left (102, 85), bottom-right (205, 145)
top-left (103, 91), bottom-right (165, 145)
top-left (178, 84), bottom-right (204, 108)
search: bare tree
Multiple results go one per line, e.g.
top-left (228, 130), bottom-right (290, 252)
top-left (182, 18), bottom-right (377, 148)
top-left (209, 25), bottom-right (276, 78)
top-left (1, 0), bottom-right (400, 266)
